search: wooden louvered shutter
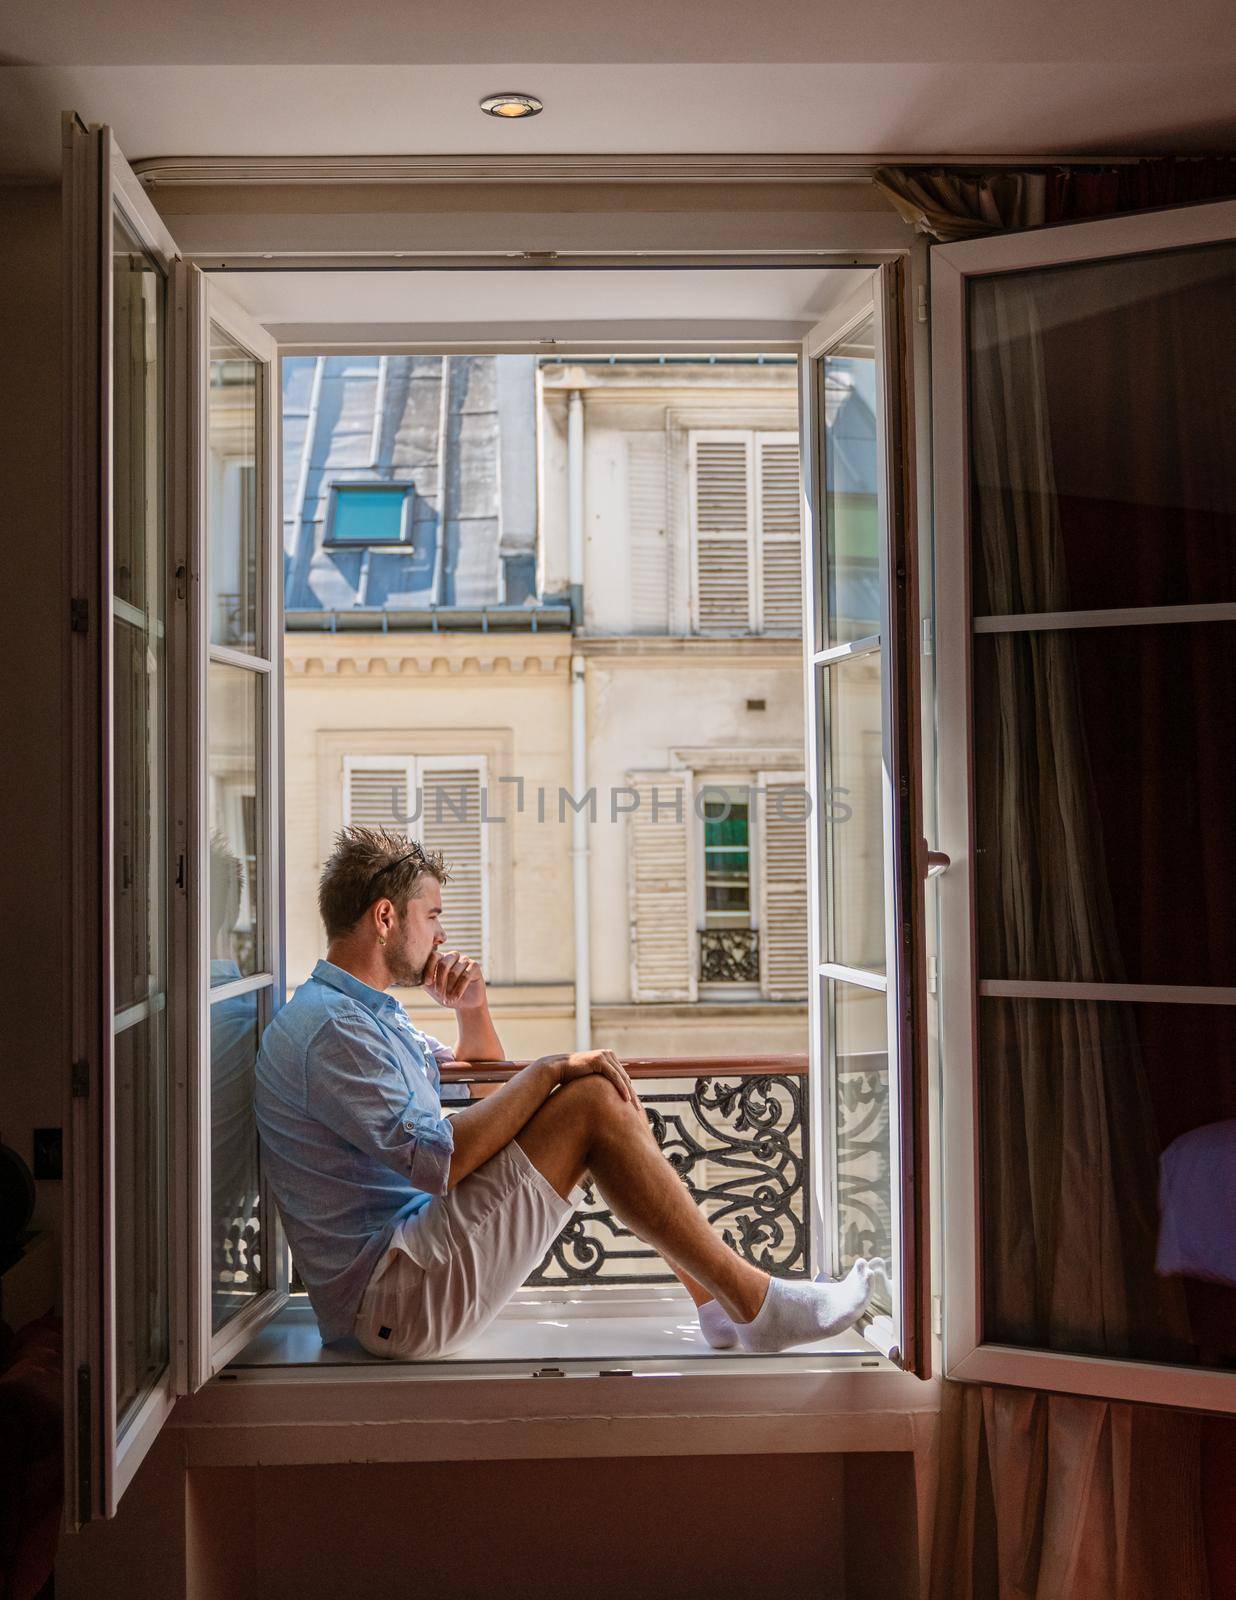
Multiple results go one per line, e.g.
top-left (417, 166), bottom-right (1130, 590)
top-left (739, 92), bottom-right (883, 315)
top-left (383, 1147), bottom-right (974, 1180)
top-left (626, 771), bottom-right (694, 1002)
top-left (756, 433), bottom-right (804, 634)
top-left (627, 433), bottom-right (670, 632)
top-left (758, 774), bottom-right (810, 999)
top-left (343, 757), bottom-right (413, 828)
top-left (419, 758), bottom-right (488, 966)
top-left (691, 432), bottom-right (753, 632)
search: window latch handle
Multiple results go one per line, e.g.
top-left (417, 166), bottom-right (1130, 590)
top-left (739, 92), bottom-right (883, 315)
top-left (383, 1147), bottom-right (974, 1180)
top-left (926, 849), bottom-right (951, 879)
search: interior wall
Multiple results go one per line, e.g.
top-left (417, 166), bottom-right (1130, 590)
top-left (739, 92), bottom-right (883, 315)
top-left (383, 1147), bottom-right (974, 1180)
top-left (0, 183), bottom-right (66, 1261)
top-left (147, 178), bottom-right (908, 262)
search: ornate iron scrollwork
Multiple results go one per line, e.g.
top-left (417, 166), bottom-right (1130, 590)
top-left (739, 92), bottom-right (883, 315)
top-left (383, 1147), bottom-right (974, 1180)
top-left (526, 1073), bottom-right (810, 1287)
top-left (698, 927), bottom-right (760, 984)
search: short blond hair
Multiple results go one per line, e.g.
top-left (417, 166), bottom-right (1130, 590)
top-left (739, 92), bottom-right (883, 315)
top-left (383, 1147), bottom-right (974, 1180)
top-left (317, 827), bottom-right (449, 940)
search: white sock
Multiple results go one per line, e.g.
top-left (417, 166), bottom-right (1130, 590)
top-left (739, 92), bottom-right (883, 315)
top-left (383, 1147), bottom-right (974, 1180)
top-left (697, 1299), bottom-right (738, 1350)
top-left (735, 1259), bottom-right (876, 1354)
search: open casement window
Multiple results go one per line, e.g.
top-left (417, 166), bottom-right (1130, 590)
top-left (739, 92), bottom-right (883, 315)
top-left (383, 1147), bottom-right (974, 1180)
top-left (63, 117), bottom-right (286, 1521)
top-left (800, 266), bottom-right (930, 1375)
top-left (342, 753), bottom-right (489, 967)
top-left (689, 429), bottom-right (803, 633)
top-left (934, 198), bottom-right (1236, 1413)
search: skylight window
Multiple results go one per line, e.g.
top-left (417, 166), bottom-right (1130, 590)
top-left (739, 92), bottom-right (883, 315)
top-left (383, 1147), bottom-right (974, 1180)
top-left (327, 484), bottom-right (409, 545)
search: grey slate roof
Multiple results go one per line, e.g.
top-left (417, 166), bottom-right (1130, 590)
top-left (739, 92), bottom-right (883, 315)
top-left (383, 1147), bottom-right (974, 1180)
top-left (282, 354), bottom-right (540, 615)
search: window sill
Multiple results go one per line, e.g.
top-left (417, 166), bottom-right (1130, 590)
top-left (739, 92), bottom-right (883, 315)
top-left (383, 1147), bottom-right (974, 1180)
top-left (167, 1290), bottom-right (940, 1467)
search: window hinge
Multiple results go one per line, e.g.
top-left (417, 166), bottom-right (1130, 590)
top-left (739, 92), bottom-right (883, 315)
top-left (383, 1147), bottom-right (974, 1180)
top-left (926, 955), bottom-right (938, 994)
top-left (71, 1060), bottom-right (90, 1098)
top-left (70, 597), bottom-right (89, 634)
top-left (916, 283), bottom-right (929, 324)
top-left (921, 616), bottom-right (933, 656)
top-left (932, 1295), bottom-right (943, 1337)
top-left (76, 1364), bottom-right (92, 1522)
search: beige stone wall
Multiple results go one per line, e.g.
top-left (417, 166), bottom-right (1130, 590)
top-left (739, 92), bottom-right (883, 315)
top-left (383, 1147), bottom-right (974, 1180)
top-left (283, 631), bottom-right (574, 1002)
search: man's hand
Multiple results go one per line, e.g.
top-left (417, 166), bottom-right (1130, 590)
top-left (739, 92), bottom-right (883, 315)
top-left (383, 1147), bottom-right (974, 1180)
top-left (532, 1049), bottom-right (636, 1105)
top-left (423, 950), bottom-right (487, 1011)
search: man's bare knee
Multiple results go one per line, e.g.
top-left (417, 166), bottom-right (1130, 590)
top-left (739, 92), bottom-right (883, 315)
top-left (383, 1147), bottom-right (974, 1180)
top-left (556, 1073), bottom-right (646, 1137)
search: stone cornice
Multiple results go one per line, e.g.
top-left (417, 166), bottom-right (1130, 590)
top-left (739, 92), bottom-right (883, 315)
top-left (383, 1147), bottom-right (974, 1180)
top-left (286, 652), bottom-right (570, 677)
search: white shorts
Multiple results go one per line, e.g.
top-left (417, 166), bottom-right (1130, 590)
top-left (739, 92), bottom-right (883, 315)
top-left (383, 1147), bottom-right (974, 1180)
top-left (353, 1139), bottom-right (583, 1360)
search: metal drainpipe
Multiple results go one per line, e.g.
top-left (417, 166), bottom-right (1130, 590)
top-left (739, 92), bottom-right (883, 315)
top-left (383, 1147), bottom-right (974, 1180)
top-left (567, 387), bottom-right (584, 627)
top-left (570, 653), bottom-right (592, 1052)
top-left (566, 388), bottom-right (591, 1050)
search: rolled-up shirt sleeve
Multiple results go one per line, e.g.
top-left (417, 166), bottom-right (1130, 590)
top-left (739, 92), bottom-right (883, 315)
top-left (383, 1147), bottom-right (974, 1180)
top-left (305, 1007), bottom-right (455, 1196)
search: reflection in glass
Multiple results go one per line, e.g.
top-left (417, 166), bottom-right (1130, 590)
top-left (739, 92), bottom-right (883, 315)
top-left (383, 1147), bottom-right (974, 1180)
top-left (824, 653), bottom-right (886, 973)
top-left (829, 980), bottom-right (891, 1282)
top-left (974, 623), bottom-right (1236, 987)
top-left (207, 662), bottom-right (262, 979)
top-left (112, 617), bottom-right (159, 1012)
top-left (969, 242), bottom-right (1236, 616)
top-left (209, 992), bottom-right (265, 1332)
top-left (111, 217), bottom-right (169, 1425)
top-left (114, 1015), bottom-right (170, 1420)
top-left (329, 485), bottom-right (408, 544)
top-left (208, 329), bottom-right (261, 652)
top-left (822, 319), bottom-right (880, 646)
top-left (980, 998), bottom-right (1236, 1369)
top-left (702, 792), bottom-right (751, 925)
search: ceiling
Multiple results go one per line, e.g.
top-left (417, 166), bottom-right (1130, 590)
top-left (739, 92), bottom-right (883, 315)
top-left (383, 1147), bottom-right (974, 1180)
top-left (214, 265), bottom-right (872, 344)
top-left (2, 0), bottom-right (1235, 181)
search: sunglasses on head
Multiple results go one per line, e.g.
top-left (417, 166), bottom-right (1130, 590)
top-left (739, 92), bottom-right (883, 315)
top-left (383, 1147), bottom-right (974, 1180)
top-left (365, 846), bottom-right (428, 902)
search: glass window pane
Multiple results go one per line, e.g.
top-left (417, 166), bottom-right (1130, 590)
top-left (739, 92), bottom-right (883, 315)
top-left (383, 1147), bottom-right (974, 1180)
top-left (112, 617), bottom-right (160, 1011)
top-left (208, 329), bottom-right (261, 652)
top-left (114, 1012), bottom-right (169, 1424)
top-left (829, 980), bottom-right (892, 1287)
top-left (208, 662), bottom-right (263, 981)
top-left (823, 651), bottom-right (886, 973)
top-left (980, 997), bottom-right (1236, 1369)
top-left (210, 993), bottom-right (266, 1332)
top-left (974, 623), bottom-right (1236, 986)
top-left (329, 486), bottom-right (408, 544)
top-left (822, 318), bottom-right (881, 646)
top-left (969, 242), bottom-right (1236, 617)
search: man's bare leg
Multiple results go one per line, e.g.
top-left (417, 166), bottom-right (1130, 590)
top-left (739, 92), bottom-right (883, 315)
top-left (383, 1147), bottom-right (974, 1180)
top-left (515, 1074), bottom-right (769, 1324)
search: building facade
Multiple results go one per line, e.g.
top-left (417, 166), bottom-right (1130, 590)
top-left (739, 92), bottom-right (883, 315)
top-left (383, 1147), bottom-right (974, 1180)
top-left (282, 353), bottom-right (820, 1061)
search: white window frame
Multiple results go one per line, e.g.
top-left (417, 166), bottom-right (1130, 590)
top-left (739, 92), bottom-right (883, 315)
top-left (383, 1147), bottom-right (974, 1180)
top-left (64, 115), bottom-right (290, 1519)
top-left (342, 752), bottom-right (491, 972)
top-left (800, 268), bottom-right (930, 1374)
top-left (193, 275), bottom-right (288, 1387)
top-left (932, 196), bottom-right (1236, 1413)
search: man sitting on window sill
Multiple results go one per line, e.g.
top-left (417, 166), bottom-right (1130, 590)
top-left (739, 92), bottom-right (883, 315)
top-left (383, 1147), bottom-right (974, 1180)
top-left (255, 827), bottom-right (883, 1361)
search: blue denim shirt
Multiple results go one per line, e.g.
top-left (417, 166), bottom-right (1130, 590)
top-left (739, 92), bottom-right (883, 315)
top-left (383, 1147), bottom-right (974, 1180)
top-left (255, 959), bottom-right (456, 1343)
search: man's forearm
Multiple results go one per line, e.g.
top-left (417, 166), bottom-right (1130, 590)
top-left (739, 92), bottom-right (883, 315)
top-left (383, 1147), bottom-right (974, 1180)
top-left (453, 998), bottom-right (504, 1065)
top-left (446, 1059), bottom-right (557, 1188)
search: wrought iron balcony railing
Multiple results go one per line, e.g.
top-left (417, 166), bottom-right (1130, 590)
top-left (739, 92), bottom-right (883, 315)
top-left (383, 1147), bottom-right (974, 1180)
top-left (698, 927), bottom-right (760, 984)
top-left (440, 1056), bottom-right (810, 1289)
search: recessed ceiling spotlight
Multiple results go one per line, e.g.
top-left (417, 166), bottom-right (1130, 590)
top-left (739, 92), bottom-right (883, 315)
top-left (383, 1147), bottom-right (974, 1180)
top-left (480, 93), bottom-right (543, 119)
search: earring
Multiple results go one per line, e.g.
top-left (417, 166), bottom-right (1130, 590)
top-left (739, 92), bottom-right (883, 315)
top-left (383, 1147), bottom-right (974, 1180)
top-left (378, 935), bottom-right (387, 947)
